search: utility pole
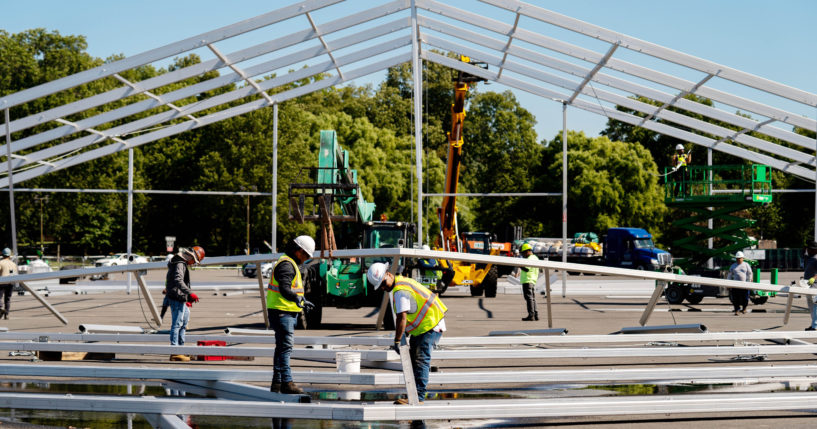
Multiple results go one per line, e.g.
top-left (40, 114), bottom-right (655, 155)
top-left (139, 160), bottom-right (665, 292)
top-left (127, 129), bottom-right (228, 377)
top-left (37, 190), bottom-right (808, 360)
top-left (34, 195), bottom-right (49, 252)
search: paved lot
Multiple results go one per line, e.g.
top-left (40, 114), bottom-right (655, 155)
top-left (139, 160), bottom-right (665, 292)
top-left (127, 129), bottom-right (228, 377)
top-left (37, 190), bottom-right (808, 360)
top-left (2, 269), bottom-right (817, 427)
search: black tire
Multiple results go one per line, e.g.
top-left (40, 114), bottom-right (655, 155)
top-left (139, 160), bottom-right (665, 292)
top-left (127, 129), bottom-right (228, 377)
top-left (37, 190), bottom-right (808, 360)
top-left (483, 266), bottom-right (498, 298)
top-left (666, 285), bottom-right (686, 304)
top-left (435, 280), bottom-right (448, 296)
top-left (470, 284), bottom-right (484, 297)
top-left (685, 295), bottom-right (704, 305)
top-left (750, 295), bottom-right (769, 305)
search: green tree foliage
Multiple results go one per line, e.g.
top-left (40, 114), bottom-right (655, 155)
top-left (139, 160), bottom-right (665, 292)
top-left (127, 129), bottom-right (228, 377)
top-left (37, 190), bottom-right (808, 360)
top-left (536, 131), bottom-right (667, 239)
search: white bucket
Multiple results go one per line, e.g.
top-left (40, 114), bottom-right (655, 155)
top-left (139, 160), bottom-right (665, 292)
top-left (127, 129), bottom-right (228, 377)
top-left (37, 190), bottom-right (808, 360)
top-left (335, 352), bottom-right (361, 373)
top-left (336, 352), bottom-right (361, 400)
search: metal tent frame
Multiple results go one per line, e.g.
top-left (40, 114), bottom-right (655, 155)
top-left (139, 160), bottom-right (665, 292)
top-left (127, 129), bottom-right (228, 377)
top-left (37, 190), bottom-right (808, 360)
top-left (2, 0), bottom-right (816, 261)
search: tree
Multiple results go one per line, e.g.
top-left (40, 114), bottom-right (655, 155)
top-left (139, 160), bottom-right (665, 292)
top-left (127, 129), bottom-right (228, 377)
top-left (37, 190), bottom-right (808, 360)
top-left (535, 131), bottom-right (668, 240)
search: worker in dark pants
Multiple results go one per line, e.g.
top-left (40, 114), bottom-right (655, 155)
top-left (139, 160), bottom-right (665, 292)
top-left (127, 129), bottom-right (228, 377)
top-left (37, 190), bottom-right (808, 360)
top-left (671, 144), bottom-right (691, 196)
top-left (268, 235), bottom-right (315, 394)
top-left (0, 248), bottom-right (18, 320)
top-left (804, 241), bottom-right (817, 331)
top-left (519, 243), bottom-right (539, 321)
top-left (727, 251), bottom-right (752, 315)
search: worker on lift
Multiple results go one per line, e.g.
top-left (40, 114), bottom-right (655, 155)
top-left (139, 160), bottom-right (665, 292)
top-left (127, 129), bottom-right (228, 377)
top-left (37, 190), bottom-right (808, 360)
top-left (671, 144), bottom-right (692, 196)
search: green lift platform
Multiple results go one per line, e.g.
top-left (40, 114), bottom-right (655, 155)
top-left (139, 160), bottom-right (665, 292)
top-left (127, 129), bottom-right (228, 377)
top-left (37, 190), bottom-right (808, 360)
top-left (664, 164), bottom-right (772, 270)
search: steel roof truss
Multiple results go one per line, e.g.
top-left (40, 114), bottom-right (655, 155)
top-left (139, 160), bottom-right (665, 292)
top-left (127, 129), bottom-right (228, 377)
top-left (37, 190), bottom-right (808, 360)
top-left (417, 0), bottom-right (817, 132)
top-left (567, 42), bottom-right (618, 105)
top-left (421, 34), bottom-right (814, 166)
top-left (207, 44), bottom-right (274, 105)
top-left (1, 34), bottom-right (411, 177)
top-left (0, 53), bottom-right (411, 187)
top-left (637, 73), bottom-right (714, 127)
top-left (0, 0), bottom-right (344, 111)
top-left (494, 11), bottom-right (520, 81)
top-left (112, 73), bottom-right (200, 123)
top-left (417, 14), bottom-right (815, 151)
top-left (306, 12), bottom-right (345, 81)
top-left (424, 51), bottom-right (815, 180)
top-left (482, 0), bottom-right (817, 107)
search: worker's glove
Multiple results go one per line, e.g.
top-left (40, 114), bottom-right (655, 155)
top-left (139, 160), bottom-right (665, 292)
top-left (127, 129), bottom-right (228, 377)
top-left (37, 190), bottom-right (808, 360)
top-left (392, 340), bottom-right (401, 355)
top-left (187, 293), bottom-right (199, 303)
top-left (185, 301), bottom-right (192, 308)
top-left (297, 297), bottom-right (315, 312)
top-left (809, 278), bottom-right (815, 286)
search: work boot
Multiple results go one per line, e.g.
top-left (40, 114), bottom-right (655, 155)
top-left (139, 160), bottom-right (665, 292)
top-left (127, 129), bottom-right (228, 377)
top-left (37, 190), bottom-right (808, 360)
top-left (394, 397), bottom-right (424, 405)
top-left (169, 354), bottom-right (191, 362)
top-left (534, 312), bottom-right (539, 321)
top-left (280, 381), bottom-right (304, 394)
top-left (270, 382), bottom-right (281, 393)
top-left (521, 315), bottom-right (535, 321)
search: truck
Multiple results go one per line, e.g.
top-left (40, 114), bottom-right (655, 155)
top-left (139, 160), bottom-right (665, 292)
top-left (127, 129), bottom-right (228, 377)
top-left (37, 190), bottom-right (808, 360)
top-left (519, 227), bottom-right (673, 271)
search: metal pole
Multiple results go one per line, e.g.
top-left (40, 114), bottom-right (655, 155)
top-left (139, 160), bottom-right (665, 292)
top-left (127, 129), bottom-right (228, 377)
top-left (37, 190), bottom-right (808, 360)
top-left (707, 148), bottom-right (713, 269)
top-left (814, 108), bottom-right (817, 241)
top-left (272, 103), bottom-right (278, 252)
top-left (561, 101), bottom-right (568, 298)
top-left (4, 109), bottom-right (17, 259)
top-left (127, 148), bottom-right (133, 295)
top-left (246, 194), bottom-right (250, 255)
top-left (411, 0), bottom-right (423, 246)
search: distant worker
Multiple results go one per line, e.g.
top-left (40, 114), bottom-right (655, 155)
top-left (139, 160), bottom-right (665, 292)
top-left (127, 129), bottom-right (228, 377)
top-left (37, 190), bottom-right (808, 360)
top-left (671, 143), bottom-right (692, 196)
top-left (165, 246), bottom-right (204, 361)
top-left (727, 251), bottom-right (752, 315)
top-left (519, 243), bottom-right (540, 321)
top-left (367, 262), bottom-right (447, 405)
top-left (804, 241), bottom-right (817, 331)
top-left (268, 235), bottom-right (315, 394)
top-left (0, 248), bottom-right (18, 320)
top-left (417, 244), bottom-right (454, 293)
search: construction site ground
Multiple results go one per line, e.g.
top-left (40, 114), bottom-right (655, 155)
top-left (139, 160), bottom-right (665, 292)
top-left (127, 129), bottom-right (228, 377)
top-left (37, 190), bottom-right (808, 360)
top-left (1, 268), bottom-right (817, 428)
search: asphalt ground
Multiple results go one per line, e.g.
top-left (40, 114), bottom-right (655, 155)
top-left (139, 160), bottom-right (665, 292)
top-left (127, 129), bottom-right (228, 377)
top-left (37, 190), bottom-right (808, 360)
top-left (2, 269), bottom-right (817, 428)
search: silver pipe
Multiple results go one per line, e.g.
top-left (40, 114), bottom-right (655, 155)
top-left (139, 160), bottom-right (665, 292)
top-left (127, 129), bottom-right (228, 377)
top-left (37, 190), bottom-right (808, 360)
top-left (411, 0), bottom-right (424, 246)
top-left (272, 102), bottom-right (278, 252)
top-left (4, 108), bottom-right (17, 259)
top-left (561, 101), bottom-right (567, 298)
top-left (127, 148), bottom-right (133, 294)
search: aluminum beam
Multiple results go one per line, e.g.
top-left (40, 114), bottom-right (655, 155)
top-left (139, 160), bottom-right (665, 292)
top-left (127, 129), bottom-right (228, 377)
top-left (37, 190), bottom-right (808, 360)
top-left (417, 0), bottom-right (817, 132)
top-left (5, 391), bottom-right (817, 420)
top-left (0, 0), bottom-right (344, 111)
top-left (481, 0), bottom-right (817, 108)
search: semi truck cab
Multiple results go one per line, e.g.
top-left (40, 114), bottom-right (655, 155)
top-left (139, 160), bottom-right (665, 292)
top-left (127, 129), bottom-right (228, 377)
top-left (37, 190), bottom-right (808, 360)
top-left (604, 227), bottom-right (672, 271)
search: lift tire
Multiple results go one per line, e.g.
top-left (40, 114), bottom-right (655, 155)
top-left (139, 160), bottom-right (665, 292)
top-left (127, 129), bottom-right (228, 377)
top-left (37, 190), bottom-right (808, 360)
top-left (483, 267), bottom-right (498, 298)
top-left (666, 285), bottom-right (687, 304)
top-left (685, 295), bottom-right (704, 305)
top-left (750, 296), bottom-right (769, 305)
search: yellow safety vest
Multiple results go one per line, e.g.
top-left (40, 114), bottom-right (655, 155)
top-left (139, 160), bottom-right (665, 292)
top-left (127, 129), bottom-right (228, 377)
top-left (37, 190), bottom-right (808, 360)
top-left (673, 153), bottom-right (690, 168)
top-left (520, 253), bottom-right (539, 285)
top-left (267, 255), bottom-right (304, 312)
top-left (391, 276), bottom-right (447, 336)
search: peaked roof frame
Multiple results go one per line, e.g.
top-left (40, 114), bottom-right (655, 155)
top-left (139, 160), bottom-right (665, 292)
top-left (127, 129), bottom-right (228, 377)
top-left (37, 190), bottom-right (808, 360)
top-left (2, 0), bottom-right (817, 245)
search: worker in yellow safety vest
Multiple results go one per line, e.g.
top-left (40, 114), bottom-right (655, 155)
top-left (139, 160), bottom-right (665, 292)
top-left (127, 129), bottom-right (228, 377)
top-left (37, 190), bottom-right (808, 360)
top-left (267, 235), bottom-right (315, 395)
top-left (519, 243), bottom-right (540, 321)
top-left (367, 262), bottom-right (448, 404)
top-left (671, 143), bottom-right (692, 196)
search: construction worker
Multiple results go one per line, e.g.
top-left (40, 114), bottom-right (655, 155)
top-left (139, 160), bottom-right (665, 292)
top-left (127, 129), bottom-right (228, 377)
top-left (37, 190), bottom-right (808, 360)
top-left (519, 243), bottom-right (540, 321)
top-left (165, 246), bottom-right (204, 362)
top-left (804, 241), bottom-right (817, 331)
top-left (268, 235), bottom-right (315, 394)
top-left (727, 251), bottom-right (752, 315)
top-left (0, 248), bottom-right (18, 320)
top-left (367, 262), bottom-right (447, 404)
top-left (671, 143), bottom-right (692, 196)
top-left (417, 244), bottom-right (454, 293)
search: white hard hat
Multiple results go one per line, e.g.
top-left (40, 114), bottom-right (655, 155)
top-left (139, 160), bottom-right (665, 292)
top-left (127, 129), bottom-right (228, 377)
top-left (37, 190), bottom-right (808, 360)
top-left (735, 251), bottom-right (745, 259)
top-left (367, 262), bottom-right (389, 288)
top-left (675, 144), bottom-right (684, 151)
top-left (421, 244), bottom-right (430, 251)
top-left (294, 235), bottom-right (315, 256)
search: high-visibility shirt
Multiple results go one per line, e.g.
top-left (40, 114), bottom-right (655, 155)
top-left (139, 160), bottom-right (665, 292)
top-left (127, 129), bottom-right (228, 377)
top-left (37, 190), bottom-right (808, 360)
top-left (420, 258), bottom-right (442, 279)
top-left (672, 153), bottom-right (690, 168)
top-left (520, 253), bottom-right (539, 285)
top-left (391, 276), bottom-right (447, 336)
top-left (267, 255), bottom-right (304, 312)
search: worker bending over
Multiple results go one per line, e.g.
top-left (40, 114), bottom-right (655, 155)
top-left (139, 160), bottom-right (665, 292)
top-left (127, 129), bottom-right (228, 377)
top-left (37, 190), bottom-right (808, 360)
top-left (268, 235), bottom-right (315, 394)
top-left (367, 262), bottom-right (448, 404)
top-left (519, 243), bottom-right (540, 321)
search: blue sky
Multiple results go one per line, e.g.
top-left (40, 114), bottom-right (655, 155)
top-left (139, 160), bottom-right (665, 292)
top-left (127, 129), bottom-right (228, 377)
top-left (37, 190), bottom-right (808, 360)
top-left (3, 0), bottom-right (816, 142)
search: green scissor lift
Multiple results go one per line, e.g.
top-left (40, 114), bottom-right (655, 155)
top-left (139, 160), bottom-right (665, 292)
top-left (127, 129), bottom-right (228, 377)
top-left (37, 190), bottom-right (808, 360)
top-left (663, 164), bottom-right (773, 304)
